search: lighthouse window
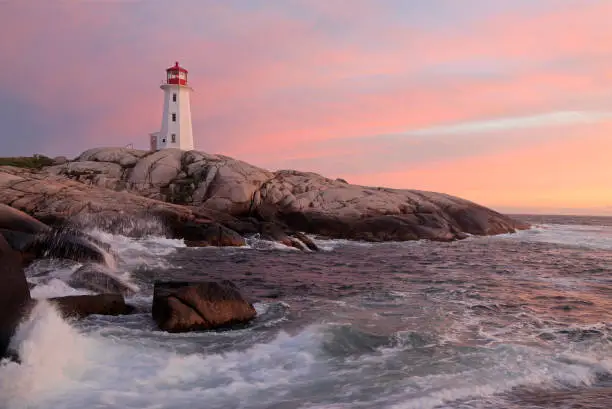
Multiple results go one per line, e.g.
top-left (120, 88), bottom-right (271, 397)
top-left (171, 134), bottom-right (176, 143)
top-left (172, 93), bottom-right (176, 102)
top-left (172, 113), bottom-right (176, 122)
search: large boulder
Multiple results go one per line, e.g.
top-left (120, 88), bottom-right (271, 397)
top-left (46, 161), bottom-right (124, 190)
top-left (0, 228), bottom-right (114, 267)
top-left (0, 235), bottom-right (31, 359)
top-left (128, 149), bottom-right (184, 194)
top-left (152, 281), bottom-right (256, 332)
top-left (0, 203), bottom-right (50, 234)
top-left (49, 294), bottom-right (134, 319)
top-left (77, 147), bottom-right (150, 167)
top-left (172, 221), bottom-right (246, 247)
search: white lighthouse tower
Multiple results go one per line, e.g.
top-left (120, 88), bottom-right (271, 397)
top-left (150, 61), bottom-right (194, 151)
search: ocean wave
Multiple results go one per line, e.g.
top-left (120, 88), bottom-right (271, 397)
top-left (496, 223), bottom-right (612, 250)
top-left (2, 302), bottom-right (610, 409)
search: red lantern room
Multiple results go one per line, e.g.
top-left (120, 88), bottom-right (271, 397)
top-left (166, 61), bottom-right (188, 86)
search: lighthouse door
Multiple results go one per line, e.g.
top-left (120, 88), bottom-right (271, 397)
top-left (150, 134), bottom-right (158, 151)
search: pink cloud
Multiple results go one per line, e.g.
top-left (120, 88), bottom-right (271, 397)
top-left (1, 1), bottom-right (611, 211)
top-left (343, 121), bottom-right (612, 211)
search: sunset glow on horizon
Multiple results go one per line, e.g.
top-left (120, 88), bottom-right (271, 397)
top-left (1, 1), bottom-right (611, 215)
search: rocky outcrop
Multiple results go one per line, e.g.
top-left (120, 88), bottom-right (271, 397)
top-left (0, 164), bottom-right (246, 246)
top-left (49, 294), bottom-right (134, 318)
top-left (152, 281), bottom-right (257, 332)
top-left (50, 148), bottom-right (274, 215)
top-left (41, 147), bottom-right (528, 242)
top-left (0, 147), bottom-right (527, 246)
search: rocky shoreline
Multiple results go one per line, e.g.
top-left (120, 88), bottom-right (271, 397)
top-left (0, 147), bottom-right (529, 248)
top-left (0, 147), bottom-right (530, 360)
top-left (0, 203), bottom-right (258, 360)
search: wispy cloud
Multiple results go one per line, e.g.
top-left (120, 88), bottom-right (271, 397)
top-left (0, 1), bottom-right (611, 212)
top-left (397, 111), bottom-right (612, 137)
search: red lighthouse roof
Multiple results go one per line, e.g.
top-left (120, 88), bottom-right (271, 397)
top-left (167, 61), bottom-right (188, 73)
top-left (165, 61), bottom-right (189, 86)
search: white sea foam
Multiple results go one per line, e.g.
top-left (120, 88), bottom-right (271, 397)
top-left (496, 223), bottom-right (612, 250)
top-left (30, 278), bottom-right (94, 299)
top-left (24, 230), bottom-right (186, 299)
top-left (1, 303), bottom-right (610, 409)
top-left (87, 228), bottom-right (185, 268)
top-left (0, 308), bottom-right (323, 409)
top-left (0, 302), bottom-right (94, 408)
top-left (244, 236), bottom-right (301, 251)
top-left (5, 224), bottom-right (612, 409)
top-left (311, 237), bottom-right (376, 251)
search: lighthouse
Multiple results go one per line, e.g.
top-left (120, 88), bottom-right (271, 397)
top-left (150, 61), bottom-right (194, 151)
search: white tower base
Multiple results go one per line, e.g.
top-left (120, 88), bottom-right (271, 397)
top-left (154, 84), bottom-right (194, 151)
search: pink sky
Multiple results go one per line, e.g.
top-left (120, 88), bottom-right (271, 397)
top-left (0, 1), bottom-right (611, 215)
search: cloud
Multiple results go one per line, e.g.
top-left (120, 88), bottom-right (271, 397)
top-left (342, 122), bottom-right (612, 211)
top-left (396, 111), bottom-right (612, 137)
top-left (0, 1), bottom-right (611, 212)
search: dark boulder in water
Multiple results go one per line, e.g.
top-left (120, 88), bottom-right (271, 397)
top-left (292, 232), bottom-right (319, 251)
top-left (179, 221), bottom-right (246, 247)
top-left (0, 203), bottom-right (50, 235)
top-left (0, 227), bottom-right (114, 267)
top-left (152, 281), bottom-right (256, 332)
top-left (0, 235), bottom-right (32, 360)
top-left (69, 263), bottom-right (138, 295)
top-left (49, 294), bottom-right (134, 319)
top-left (255, 222), bottom-right (320, 251)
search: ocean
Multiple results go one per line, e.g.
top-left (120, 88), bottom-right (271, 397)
top-left (1, 214), bottom-right (611, 409)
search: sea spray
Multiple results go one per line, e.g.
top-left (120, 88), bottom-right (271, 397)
top-left (0, 301), bottom-right (92, 408)
top-left (7, 217), bottom-right (612, 408)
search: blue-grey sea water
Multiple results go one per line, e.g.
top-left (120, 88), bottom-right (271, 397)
top-left (1, 215), bottom-right (611, 409)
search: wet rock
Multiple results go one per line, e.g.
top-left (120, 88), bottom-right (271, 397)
top-left (292, 232), bottom-right (319, 251)
top-left (49, 294), bottom-right (134, 319)
top-left (1, 228), bottom-right (114, 267)
top-left (252, 222), bottom-right (318, 251)
top-left (152, 280), bottom-right (256, 332)
top-left (69, 264), bottom-right (138, 295)
top-left (179, 222), bottom-right (246, 247)
top-left (0, 205), bottom-right (131, 359)
top-left (0, 235), bottom-right (31, 359)
top-left (0, 203), bottom-right (50, 235)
